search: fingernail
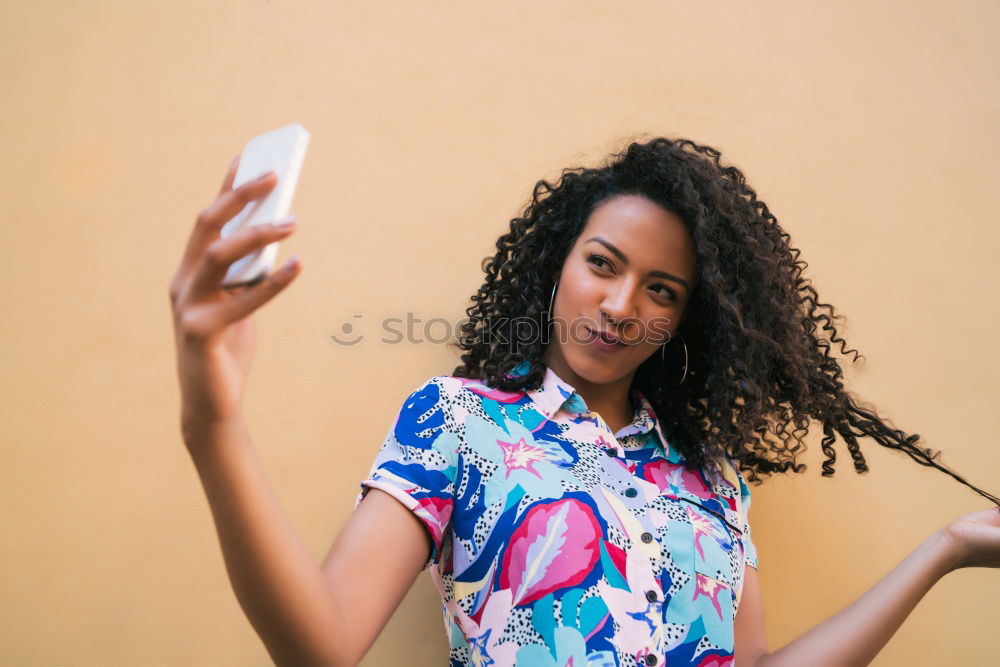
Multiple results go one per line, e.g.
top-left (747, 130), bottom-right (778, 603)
top-left (275, 215), bottom-right (297, 228)
top-left (284, 254), bottom-right (300, 271)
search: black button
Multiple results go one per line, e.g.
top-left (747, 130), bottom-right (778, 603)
top-left (640, 532), bottom-right (653, 543)
top-left (645, 590), bottom-right (658, 602)
top-left (605, 447), bottom-right (619, 457)
top-left (624, 487), bottom-right (638, 498)
top-left (645, 655), bottom-right (658, 666)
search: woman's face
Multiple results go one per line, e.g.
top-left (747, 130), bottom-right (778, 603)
top-left (546, 194), bottom-right (697, 387)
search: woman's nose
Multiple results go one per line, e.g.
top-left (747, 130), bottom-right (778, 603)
top-left (600, 281), bottom-right (639, 326)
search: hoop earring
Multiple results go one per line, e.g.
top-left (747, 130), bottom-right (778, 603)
top-left (660, 332), bottom-right (689, 385)
top-left (548, 280), bottom-right (558, 321)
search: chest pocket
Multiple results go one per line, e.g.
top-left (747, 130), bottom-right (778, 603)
top-left (673, 491), bottom-right (742, 642)
top-left (679, 496), bottom-right (742, 579)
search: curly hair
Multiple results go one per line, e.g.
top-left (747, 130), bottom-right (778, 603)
top-left (448, 135), bottom-right (1000, 506)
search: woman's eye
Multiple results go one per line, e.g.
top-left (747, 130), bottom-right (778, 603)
top-left (587, 253), bottom-right (611, 270)
top-left (651, 283), bottom-right (676, 300)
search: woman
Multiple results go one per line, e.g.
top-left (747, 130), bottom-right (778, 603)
top-left (170, 137), bottom-right (1000, 666)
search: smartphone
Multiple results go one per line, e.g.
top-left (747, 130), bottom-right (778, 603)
top-left (221, 123), bottom-right (310, 289)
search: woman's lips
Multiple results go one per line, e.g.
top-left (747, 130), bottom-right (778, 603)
top-left (585, 327), bottom-right (627, 351)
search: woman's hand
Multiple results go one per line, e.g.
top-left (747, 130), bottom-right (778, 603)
top-left (941, 506), bottom-right (1000, 571)
top-left (169, 156), bottom-right (302, 440)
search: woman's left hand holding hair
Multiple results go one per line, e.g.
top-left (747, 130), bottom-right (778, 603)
top-left (941, 506), bottom-right (1000, 571)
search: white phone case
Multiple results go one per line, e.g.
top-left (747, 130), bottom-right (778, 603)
top-left (221, 123), bottom-right (310, 288)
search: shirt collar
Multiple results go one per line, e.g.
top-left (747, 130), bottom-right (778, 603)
top-left (507, 360), bottom-right (669, 454)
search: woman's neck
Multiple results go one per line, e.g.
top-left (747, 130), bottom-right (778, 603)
top-left (542, 348), bottom-right (635, 435)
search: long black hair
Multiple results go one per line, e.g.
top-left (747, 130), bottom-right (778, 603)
top-left (449, 135), bottom-right (1000, 506)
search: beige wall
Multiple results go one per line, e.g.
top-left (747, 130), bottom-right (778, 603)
top-left (2, 0), bottom-right (997, 664)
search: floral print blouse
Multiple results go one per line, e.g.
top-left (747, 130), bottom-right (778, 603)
top-left (355, 361), bottom-right (760, 666)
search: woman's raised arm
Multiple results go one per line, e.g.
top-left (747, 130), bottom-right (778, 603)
top-left (321, 488), bottom-right (434, 663)
top-left (171, 157), bottom-right (429, 666)
top-left (184, 419), bottom-right (429, 666)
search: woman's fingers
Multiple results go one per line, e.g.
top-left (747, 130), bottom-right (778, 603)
top-left (187, 219), bottom-right (297, 300)
top-left (203, 170), bottom-right (278, 234)
top-left (170, 157), bottom-right (301, 348)
top-left (213, 255), bottom-right (302, 327)
top-left (176, 254), bottom-right (301, 343)
top-left (176, 167), bottom-right (279, 282)
top-left (171, 156), bottom-right (244, 305)
top-left (218, 155), bottom-right (239, 196)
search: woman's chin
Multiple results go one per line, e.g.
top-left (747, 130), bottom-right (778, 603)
top-left (566, 349), bottom-right (631, 383)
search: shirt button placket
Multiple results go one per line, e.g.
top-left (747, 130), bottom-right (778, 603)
top-left (627, 480), bottom-right (659, 667)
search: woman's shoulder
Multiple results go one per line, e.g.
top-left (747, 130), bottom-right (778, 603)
top-left (398, 374), bottom-right (533, 450)
top-left (706, 453), bottom-right (753, 500)
top-left (395, 374), bottom-right (475, 403)
top-left (411, 373), bottom-right (527, 406)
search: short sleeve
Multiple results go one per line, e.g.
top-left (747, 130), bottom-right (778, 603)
top-left (735, 468), bottom-right (760, 570)
top-left (354, 376), bottom-right (459, 569)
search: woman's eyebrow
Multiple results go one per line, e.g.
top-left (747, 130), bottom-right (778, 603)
top-left (585, 236), bottom-right (690, 291)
